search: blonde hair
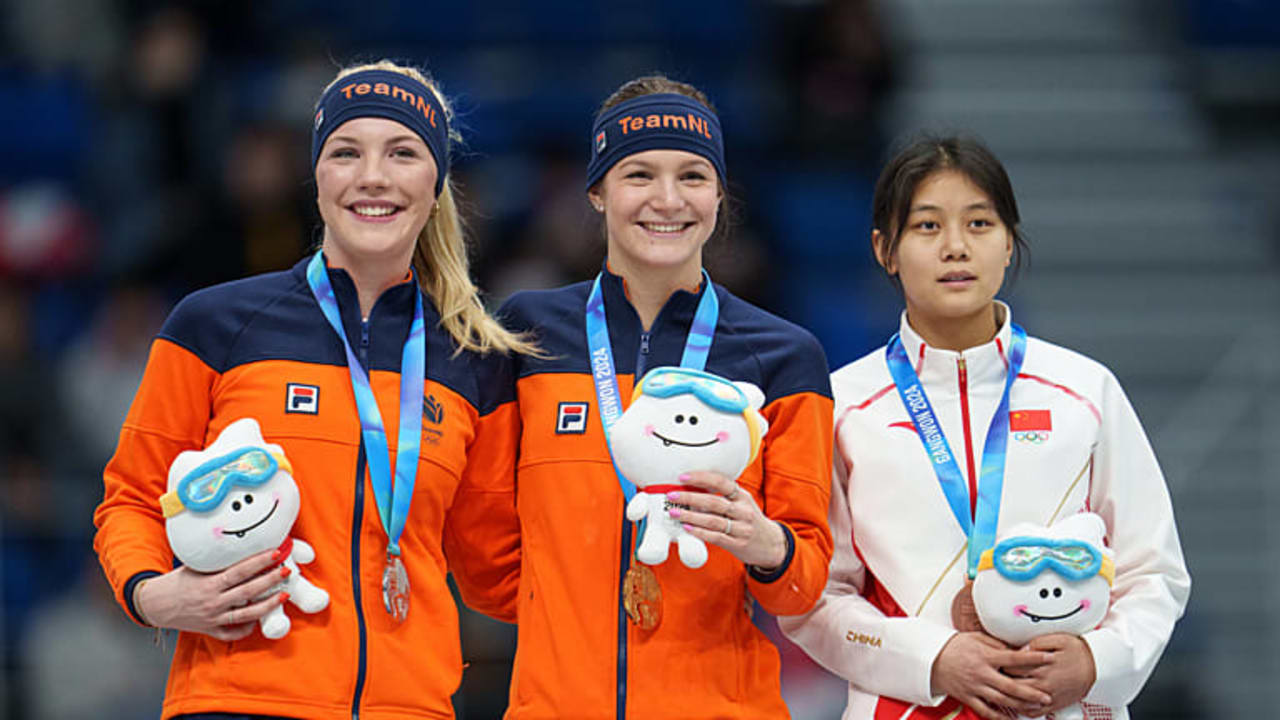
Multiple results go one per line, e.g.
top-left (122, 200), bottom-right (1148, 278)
top-left (321, 60), bottom-right (541, 357)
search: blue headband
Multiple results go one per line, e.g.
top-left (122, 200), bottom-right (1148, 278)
top-left (311, 69), bottom-right (450, 197)
top-left (585, 92), bottom-right (726, 190)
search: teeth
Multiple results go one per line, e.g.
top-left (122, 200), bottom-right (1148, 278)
top-left (645, 223), bottom-right (684, 233)
top-left (353, 205), bottom-right (396, 216)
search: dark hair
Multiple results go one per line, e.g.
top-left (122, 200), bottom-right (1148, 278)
top-left (592, 74), bottom-right (735, 244)
top-left (871, 134), bottom-right (1028, 279)
top-left (598, 74), bottom-right (718, 116)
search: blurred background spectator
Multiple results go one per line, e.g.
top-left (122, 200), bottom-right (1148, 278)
top-left (1, 0), bottom-right (1276, 717)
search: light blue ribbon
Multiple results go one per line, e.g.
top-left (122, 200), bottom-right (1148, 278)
top-left (306, 251), bottom-right (424, 556)
top-left (585, 271), bottom-right (719, 503)
top-left (884, 324), bottom-right (1027, 577)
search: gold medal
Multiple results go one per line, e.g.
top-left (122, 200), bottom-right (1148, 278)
top-left (623, 564), bottom-right (662, 630)
top-left (950, 578), bottom-right (983, 633)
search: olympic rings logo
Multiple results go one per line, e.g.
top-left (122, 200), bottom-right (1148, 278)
top-left (1014, 431), bottom-right (1050, 444)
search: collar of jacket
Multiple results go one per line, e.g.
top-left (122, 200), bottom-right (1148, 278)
top-left (290, 253), bottom-right (432, 367)
top-left (599, 261), bottom-right (709, 334)
top-left (897, 300), bottom-right (1014, 391)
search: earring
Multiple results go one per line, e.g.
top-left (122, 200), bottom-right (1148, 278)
top-left (592, 203), bottom-right (604, 213)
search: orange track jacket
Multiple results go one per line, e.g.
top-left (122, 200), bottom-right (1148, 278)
top-left (94, 257), bottom-right (520, 720)
top-left (470, 269), bottom-right (834, 719)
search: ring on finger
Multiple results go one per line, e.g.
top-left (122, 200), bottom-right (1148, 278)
top-left (726, 490), bottom-right (739, 502)
top-left (724, 517), bottom-right (732, 536)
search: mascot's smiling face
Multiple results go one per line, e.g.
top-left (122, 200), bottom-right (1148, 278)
top-left (610, 368), bottom-right (768, 489)
top-left (972, 513), bottom-right (1113, 646)
top-left (162, 418), bottom-right (301, 572)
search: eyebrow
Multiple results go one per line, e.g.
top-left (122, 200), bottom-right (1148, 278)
top-left (909, 201), bottom-right (995, 212)
top-left (326, 134), bottom-right (425, 146)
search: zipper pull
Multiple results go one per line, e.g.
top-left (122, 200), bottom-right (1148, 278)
top-left (360, 319), bottom-right (370, 349)
top-left (639, 332), bottom-right (650, 355)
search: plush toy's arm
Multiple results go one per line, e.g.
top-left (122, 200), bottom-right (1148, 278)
top-left (291, 538), bottom-right (315, 564)
top-left (94, 338), bottom-right (215, 626)
top-left (625, 493), bottom-right (650, 521)
top-left (778, 446), bottom-right (956, 708)
top-left (742, 390), bottom-right (833, 616)
top-left (443, 358), bottom-right (522, 624)
top-left (1079, 371), bottom-right (1191, 707)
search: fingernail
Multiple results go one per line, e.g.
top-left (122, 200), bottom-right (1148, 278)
top-left (682, 523), bottom-right (693, 531)
top-left (280, 591), bottom-right (290, 603)
top-left (271, 549), bottom-right (285, 563)
top-left (678, 473), bottom-right (690, 482)
top-left (666, 492), bottom-right (680, 501)
top-left (281, 566), bottom-right (292, 578)
top-left (668, 508), bottom-right (681, 518)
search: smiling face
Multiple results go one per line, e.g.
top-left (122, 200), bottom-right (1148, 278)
top-left (876, 169), bottom-right (1012, 342)
top-left (588, 149), bottom-right (720, 283)
top-left (972, 565), bottom-right (1110, 646)
top-left (166, 468), bottom-right (300, 572)
top-left (315, 116), bottom-right (438, 272)
top-left (610, 391), bottom-right (753, 488)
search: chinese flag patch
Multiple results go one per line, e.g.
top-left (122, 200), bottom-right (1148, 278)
top-left (1009, 409), bottom-right (1052, 431)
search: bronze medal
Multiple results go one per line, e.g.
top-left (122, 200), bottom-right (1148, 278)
top-left (950, 578), bottom-right (983, 633)
top-left (623, 564), bottom-right (662, 630)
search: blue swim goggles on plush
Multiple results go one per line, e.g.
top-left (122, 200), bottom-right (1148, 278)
top-left (160, 447), bottom-right (292, 518)
top-left (977, 536), bottom-right (1115, 586)
top-left (636, 367), bottom-right (748, 414)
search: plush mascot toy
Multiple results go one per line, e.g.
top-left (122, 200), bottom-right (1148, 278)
top-left (610, 367), bottom-right (769, 569)
top-left (160, 418), bottom-right (329, 639)
top-left (972, 512), bottom-right (1115, 720)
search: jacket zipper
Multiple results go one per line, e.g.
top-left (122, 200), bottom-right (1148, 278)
top-left (616, 329), bottom-right (651, 720)
top-left (957, 356), bottom-right (978, 519)
top-left (350, 319), bottom-right (372, 720)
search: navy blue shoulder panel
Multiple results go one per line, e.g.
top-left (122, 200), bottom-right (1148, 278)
top-left (499, 282), bottom-right (593, 377)
top-left (705, 287), bottom-right (833, 405)
top-left (158, 258), bottom-right (510, 415)
top-left (157, 266), bottom-right (333, 374)
top-left (499, 280), bottom-right (831, 405)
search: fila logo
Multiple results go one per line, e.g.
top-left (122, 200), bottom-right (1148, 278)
top-left (423, 395), bottom-right (444, 424)
top-left (595, 130), bottom-right (607, 154)
top-left (286, 384), bottom-right (319, 414)
top-left (556, 402), bottom-right (589, 434)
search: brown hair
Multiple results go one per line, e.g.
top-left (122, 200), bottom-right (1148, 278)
top-left (871, 134), bottom-right (1028, 279)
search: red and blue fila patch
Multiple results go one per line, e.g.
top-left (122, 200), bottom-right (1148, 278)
top-left (556, 402), bottom-right (589, 434)
top-left (286, 383), bottom-right (320, 414)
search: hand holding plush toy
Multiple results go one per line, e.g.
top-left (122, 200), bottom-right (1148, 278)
top-left (971, 512), bottom-right (1114, 720)
top-left (610, 367), bottom-right (769, 569)
top-left (161, 418), bottom-right (329, 639)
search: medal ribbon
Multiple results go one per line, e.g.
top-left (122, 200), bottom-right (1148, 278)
top-left (585, 271), bottom-right (719, 502)
top-left (306, 251), bottom-right (424, 557)
top-left (885, 324), bottom-right (1027, 577)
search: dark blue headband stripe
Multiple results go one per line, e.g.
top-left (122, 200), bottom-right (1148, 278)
top-left (586, 93), bottom-right (726, 190)
top-left (311, 69), bottom-right (450, 197)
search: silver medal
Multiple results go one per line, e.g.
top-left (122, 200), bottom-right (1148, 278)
top-left (381, 553), bottom-right (410, 623)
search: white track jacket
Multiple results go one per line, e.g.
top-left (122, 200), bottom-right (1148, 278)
top-left (780, 305), bottom-right (1190, 720)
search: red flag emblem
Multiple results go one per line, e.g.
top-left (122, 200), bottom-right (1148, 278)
top-left (1009, 409), bottom-right (1051, 431)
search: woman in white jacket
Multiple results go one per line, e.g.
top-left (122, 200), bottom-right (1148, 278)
top-left (779, 135), bottom-right (1190, 720)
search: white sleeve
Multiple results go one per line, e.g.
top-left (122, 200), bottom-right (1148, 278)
top-left (778, 445), bottom-right (956, 707)
top-left (1080, 371), bottom-right (1191, 706)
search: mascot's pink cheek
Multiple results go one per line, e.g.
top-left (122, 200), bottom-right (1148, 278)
top-left (715, 431), bottom-right (730, 442)
top-left (1014, 604), bottom-right (1027, 617)
top-left (212, 526), bottom-right (224, 539)
top-left (644, 424), bottom-right (655, 437)
top-left (1080, 598), bottom-right (1091, 610)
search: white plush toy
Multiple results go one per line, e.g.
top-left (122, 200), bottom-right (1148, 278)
top-left (972, 512), bottom-right (1114, 720)
top-left (610, 367), bottom-right (769, 569)
top-left (160, 418), bottom-right (329, 639)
